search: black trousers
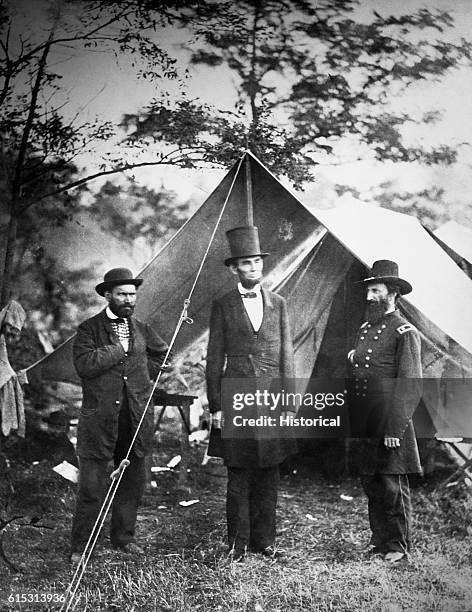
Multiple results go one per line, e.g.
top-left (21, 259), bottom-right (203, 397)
top-left (226, 465), bottom-right (279, 552)
top-left (71, 396), bottom-right (145, 552)
top-left (360, 473), bottom-right (412, 554)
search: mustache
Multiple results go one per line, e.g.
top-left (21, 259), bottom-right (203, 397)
top-left (367, 301), bottom-right (385, 309)
top-left (119, 304), bottom-right (135, 312)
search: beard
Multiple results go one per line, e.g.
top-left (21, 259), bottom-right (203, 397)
top-left (109, 299), bottom-right (135, 318)
top-left (366, 297), bottom-right (389, 323)
top-left (240, 278), bottom-right (260, 289)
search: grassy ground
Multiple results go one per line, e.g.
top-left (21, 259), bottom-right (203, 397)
top-left (1, 431), bottom-right (472, 612)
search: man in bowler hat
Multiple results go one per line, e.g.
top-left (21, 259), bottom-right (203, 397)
top-left (206, 226), bottom-right (296, 562)
top-left (348, 260), bottom-right (422, 563)
top-left (70, 268), bottom-right (169, 562)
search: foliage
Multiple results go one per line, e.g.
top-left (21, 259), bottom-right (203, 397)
top-left (335, 182), bottom-right (450, 230)
top-left (87, 178), bottom-right (189, 253)
top-left (122, 0), bottom-right (472, 191)
top-left (0, 0), bottom-right (223, 304)
top-left (121, 94), bottom-right (314, 185)
top-left (5, 171), bottom-right (191, 342)
top-left (1, 158), bottom-right (93, 335)
top-left (374, 184), bottom-right (449, 230)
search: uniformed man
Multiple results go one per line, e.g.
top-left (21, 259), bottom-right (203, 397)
top-left (348, 260), bottom-right (422, 563)
top-left (206, 226), bottom-right (296, 562)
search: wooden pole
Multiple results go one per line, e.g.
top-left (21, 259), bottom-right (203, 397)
top-left (245, 154), bottom-right (254, 226)
top-left (178, 399), bottom-right (192, 491)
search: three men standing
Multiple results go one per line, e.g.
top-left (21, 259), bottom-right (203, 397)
top-left (71, 268), bottom-right (168, 561)
top-left (206, 226), bottom-right (296, 562)
top-left (348, 260), bottom-right (422, 562)
top-left (71, 255), bottom-right (422, 566)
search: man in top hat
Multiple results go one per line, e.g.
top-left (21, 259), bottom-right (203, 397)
top-left (70, 268), bottom-right (169, 561)
top-left (348, 260), bottom-right (422, 563)
top-left (206, 226), bottom-right (296, 562)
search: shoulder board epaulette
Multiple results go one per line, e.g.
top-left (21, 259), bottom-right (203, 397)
top-left (396, 323), bottom-right (415, 335)
top-left (360, 321), bottom-right (369, 329)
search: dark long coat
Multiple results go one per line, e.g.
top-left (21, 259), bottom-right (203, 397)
top-left (348, 309), bottom-right (422, 475)
top-left (73, 309), bottom-right (168, 460)
top-left (206, 287), bottom-right (296, 468)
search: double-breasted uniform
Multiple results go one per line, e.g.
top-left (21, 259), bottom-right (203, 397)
top-left (348, 309), bottom-right (422, 554)
top-left (71, 309), bottom-right (168, 552)
top-left (206, 287), bottom-right (296, 552)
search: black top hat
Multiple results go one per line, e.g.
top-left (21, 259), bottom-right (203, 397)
top-left (224, 226), bottom-right (269, 266)
top-left (95, 268), bottom-right (143, 296)
top-left (359, 260), bottom-right (412, 295)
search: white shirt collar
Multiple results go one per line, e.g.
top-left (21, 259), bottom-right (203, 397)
top-left (106, 306), bottom-right (119, 320)
top-left (238, 282), bottom-right (261, 295)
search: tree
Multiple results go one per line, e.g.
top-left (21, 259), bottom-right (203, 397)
top-left (284, 2), bottom-right (470, 165)
top-left (87, 178), bottom-right (190, 264)
top-left (0, 0), bottom-right (232, 305)
top-left (121, 0), bottom-right (317, 185)
top-left (8, 171), bottom-right (192, 345)
top-left (122, 1), bottom-right (472, 200)
top-left (334, 181), bottom-right (448, 230)
top-left (5, 158), bottom-right (94, 334)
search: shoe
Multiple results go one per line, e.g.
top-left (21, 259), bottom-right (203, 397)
top-left (384, 551), bottom-right (405, 563)
top-left (115, 542), bottom-right (144, 555)
top-left (257, 545), bottom-right (285, 561)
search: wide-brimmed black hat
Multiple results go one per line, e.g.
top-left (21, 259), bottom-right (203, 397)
top-left (358, 259), bottom-right (412, 295)
top-left (224, 226), bottom-right (269, 266)
top-left (95, 268), bottom-right (143, 296)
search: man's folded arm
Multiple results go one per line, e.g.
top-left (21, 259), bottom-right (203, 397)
top-left (73, 322), bottom-right (125, 379)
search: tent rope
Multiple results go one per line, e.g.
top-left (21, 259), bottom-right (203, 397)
top-left (60, 154), bottom-right (245, 611)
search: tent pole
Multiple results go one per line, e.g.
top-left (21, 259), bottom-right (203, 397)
top-left (245, 153), bottom-right (253, 225)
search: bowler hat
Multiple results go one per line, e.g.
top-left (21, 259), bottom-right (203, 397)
top-left (224, 226), bottom-right (269, 266)
top-left (95, 268), bottom-right (143, 296)
top-left (359, 260), bottom-right (412, 295)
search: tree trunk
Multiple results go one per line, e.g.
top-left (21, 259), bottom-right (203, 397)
top-left (248, 0), bottom-right (262, 132)
top-left (1, 213), bottom-right (17, 307)
top-left (1, 15), bottom-right (58, 307)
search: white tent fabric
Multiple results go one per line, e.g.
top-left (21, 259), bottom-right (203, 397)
top-left (316, 197), bottom-right (472, 357)
top-left (434, 220), bottom-right (472, 266)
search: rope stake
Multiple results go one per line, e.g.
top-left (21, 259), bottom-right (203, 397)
top-left (61, 153), bottom-right (245, 611)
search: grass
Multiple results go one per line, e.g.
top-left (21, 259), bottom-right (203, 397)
top-left (1, 430), bottom-right (472, 612)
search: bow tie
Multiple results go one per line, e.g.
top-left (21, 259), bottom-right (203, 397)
top-left (241, 292), bottom-right (257, 299)
top-left (110, 317), bottom-right (127, 324)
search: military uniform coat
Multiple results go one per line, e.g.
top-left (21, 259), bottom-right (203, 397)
top-left (206, 287), bottom-right (296, 468)
top-left (73, 310), bottom-right (168, 460)
top-left (348, 309), bottom-right (422, 475)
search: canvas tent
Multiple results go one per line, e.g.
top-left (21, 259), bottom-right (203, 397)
top-left (27, 152), bottom-right (472, 439)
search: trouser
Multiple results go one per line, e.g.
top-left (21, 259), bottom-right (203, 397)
top-left (71, 396), bottom-right (146, 552)
top-left (360, 473), bottom-right (412, 554)
top-left (226, 465), bottom-right (279, 552)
